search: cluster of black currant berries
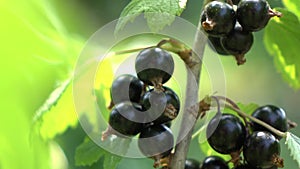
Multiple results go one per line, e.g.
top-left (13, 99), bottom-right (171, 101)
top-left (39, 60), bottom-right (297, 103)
top-left (201, 0), bottom-right (282, 65)
top-left (102, 47), bottom-right (180, 167)
top-left (189, 105), bottom-right (288, 169)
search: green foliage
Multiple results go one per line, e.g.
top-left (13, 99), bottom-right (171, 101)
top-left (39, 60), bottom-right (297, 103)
top-left (264, 8), bottom-right (300, 89)
top-left (33, 78), bottom-right (78, 140)
top-left (283, 0), bottom-right (300, 19)
top-left (75, 137), bottom-right (105, 166)
top-left (75, 135), bottom-right (131, 168)
top-left (222, 102), bottom-right (259, 116)
top-left (285, 132), bottom-right (300, 168)
top-left (0, 0), bottom-right (84, 169)
top-left (115, 0), bottom-right (187, 33)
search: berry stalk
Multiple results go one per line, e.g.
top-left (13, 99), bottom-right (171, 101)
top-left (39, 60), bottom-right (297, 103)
top-left (169, 2), bottom-right (209, 169)
top-left (224, 102), bottom-right (287, 138)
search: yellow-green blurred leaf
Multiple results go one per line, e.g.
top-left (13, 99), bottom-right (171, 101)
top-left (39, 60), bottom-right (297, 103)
top-left (264, 8), bottom-right (300, 90)
top-left (34, 78), bottom-right (78, 140)
top-left (283, 0), bottom-right (300, 19)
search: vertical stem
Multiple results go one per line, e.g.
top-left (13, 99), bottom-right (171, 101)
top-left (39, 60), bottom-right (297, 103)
top-left (169, 17), bottom-right (207, 169)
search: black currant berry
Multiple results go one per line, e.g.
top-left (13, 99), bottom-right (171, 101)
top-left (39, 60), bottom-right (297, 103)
top-left (135, 47), bottom-right (174, 87)
top-left (243, 131), bottom-right (283, 168)
top-left (142, 86), bottom-right (180, 125)
top-left (221, 24), bottom-right (253, 65)
top-left (185, 158), bottom-right (201, 169)
top-left (251, 105), bottom-right (288, 139)
top-left (110, 74), bottom-right (144, 105)
top-left (200, 156), bottom-right (229, 169)
top-left (138, 124), bottom-right (174, 159)
top-left (237, 0), bottom-right (281, 32)
top-left (206, 113), bottom-right (246, 154)
top-left (108, 102), bottom-right (144, 136)
top-left (208, 36), bottom-right (230, 55)
top-left (201, 1), bottom-right (236, 37)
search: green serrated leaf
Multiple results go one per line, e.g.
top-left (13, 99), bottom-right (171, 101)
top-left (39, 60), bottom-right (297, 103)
top-left (115, 0), bottom-right (187, 33)
top-left (75, 137), bottom-right (104, 166)
top-left (285, 132), bottom-right (300, 168)
top-left (33, 78), bottom-right (78, 140)
top-left (264, 8), bottom-right (300, 90)
top-left (283, 0), bottom-right (300, 19)
top-left (75, 135), bottom-right (131, 168)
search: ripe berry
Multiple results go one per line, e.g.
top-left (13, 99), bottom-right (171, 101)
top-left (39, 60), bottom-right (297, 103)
top-left (135, 47), bottom-right (174, 86)
top-left (208, 36), bottom-right (230, 55)
top-left (142, 86), bottom-right (180, 125)
top-left (138, 124), bottom-right (174, 159)
top-left (237, 0), bottom-right (281, 32)
top-left (108, 102), bottom-right (144, 136)
top-left (185, 158), bottom-right (200, 169)
top-left (201, 1), bottom-right (236, 37)
top-left (221, 24), bottom-right (253, 65)
top-left (110, 74), bottom-right (144, 104)
top-left (200, 156), bottom-right (229, 169)
top-left (243, 131), bottom-right (283, 168)
top-left (251, 105), bottom-right (288, 139)
top-left (206, 113), bottom-right (246, 154)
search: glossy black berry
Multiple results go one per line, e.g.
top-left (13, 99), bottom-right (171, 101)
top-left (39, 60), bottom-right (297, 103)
top-left (200, 156), bottom-right (229, 169)
top-left (185, 159), bottom-right (201, 169)
top-left (138, 124), bottom-right (174, 159)
top-left (110, 74), bottom-right (144, 105)
top-left (237, 0), bottom-right (274, 32)
top-left (201, 1), bottom-right (236, 37)
top-left (208, 36), bottom-right (230, 55)
top-left (109, 102), bottom-right (144, 136)
top-left (251, 105), bottom-right (288, 139)
top-left (243, 131), bottom-right (282, 168)
top-left (221, 24), bottom-right (253, 64)
top-left (206, 113), bottom-right (246, 154)
top-left (142, 86), bottom-right (180, 125)
top-left (135, 47), bottom-right (174, 86)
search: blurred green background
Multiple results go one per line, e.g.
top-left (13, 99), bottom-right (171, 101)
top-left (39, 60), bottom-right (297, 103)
top-left (0, 0), bottom-right (299, 169)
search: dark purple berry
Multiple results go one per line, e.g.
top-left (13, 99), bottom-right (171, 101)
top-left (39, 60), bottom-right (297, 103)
top-left (138, 124), bottom-right (174, 159)
top-left (135, 48), bottom-right (174, 86)
top-left (221, 24), bottom-right (253, 65)
top-left (142, 86), bottom-right (180, 125)
top-left (110, 74), bottom-right (144, 104)
top-left (200, 156), bottom-right (229, 169)
top-left (185, 159), bottom-right (201, 169)
top-left (208, 36), bottom-right (230, 55)
top-left (251, 105), bottom-right (288, 139)
top-left (201, 1), bottom-right (236, 37)
top-left (243, 131), bottom-right (283, 168)
top-left (207, 113), bottom-right (246, 154)
top-left (237, 0), bottom-right (281, 32)
top-left (109, 102), bottom-right (144, 136)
